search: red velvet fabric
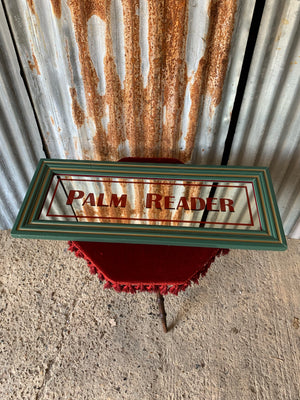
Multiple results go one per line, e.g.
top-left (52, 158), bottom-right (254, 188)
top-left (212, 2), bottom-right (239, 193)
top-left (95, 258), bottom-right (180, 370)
top-left (68, 241), bottom-right (229, 294)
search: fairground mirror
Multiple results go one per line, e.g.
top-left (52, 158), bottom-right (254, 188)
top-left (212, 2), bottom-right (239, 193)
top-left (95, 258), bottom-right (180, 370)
top-left (12, 159), bottom-right (287, 251)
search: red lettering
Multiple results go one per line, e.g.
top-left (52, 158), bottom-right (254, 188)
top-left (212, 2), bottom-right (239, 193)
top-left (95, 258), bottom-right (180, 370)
top-left (82, 193), bottom-right (95, 206)
top-left (191, 197), bottom-right (205, 211)
top-left (220, 198), bottom-right (234, 212)
top-left (206, 198), bottom-right (219, 211)
top-left (66, 190), bottom-right (84, 205)
top-left (176, 197), bottom-right (189, 210)
top-left (97, 193), bottom-right (108, 207)
top-left (146, 193), bottom-right (162, 209)
top-left (110, 194), bottom-right (127, 207)
top-left (164, 196), bottom-right (175, 210)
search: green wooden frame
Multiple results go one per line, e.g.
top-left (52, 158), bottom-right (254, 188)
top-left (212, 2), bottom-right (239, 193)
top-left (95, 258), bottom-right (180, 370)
top-left (11, 159), bottom-right (287, 250)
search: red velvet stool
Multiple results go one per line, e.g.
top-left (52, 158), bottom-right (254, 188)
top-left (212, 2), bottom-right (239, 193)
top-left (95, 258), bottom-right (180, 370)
top-left (68, 241), bottom-right (229, 331)
top-left (68, 158), bottom-right (229, 332)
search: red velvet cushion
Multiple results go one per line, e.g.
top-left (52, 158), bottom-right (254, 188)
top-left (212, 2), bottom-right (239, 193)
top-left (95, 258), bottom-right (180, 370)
top-left (68, 241), bottom-right (228, 294)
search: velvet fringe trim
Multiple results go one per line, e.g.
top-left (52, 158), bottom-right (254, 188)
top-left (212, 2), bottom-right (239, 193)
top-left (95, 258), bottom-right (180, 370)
top-left (68, 242), bottom-right (229, 295)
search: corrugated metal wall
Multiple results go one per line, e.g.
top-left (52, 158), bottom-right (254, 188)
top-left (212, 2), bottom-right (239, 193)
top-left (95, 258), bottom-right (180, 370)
top-left (0, 0), bottom-right (299, 237)
top-left (228, 0), bottom-right (300, 236)
top-left (0, 3), bottom-right (45, 229)
top-left (3, 0), bottom-right (255, 163)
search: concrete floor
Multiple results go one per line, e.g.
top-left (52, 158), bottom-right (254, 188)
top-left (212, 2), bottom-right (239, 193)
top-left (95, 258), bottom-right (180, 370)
top-left (0, 230), bottom-right (299, 400)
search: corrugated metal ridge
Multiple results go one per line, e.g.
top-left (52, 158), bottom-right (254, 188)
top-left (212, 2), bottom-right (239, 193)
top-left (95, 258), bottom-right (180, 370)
top-left (229, 0), bottom-right (300, 235)
top-left (0, 3), bottom-right (45, 229)
top-left (4, 0), bottom-right (255, 164)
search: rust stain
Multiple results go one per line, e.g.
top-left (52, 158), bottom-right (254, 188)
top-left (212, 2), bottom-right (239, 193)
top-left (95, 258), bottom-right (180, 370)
top-left (134, 184), bottom-right (145, 222)
top-left (101, 1), bottom-right (126, 160)
top-left (141, 0), bottom-right (189, 160)
top-left (69, 87), bottom-right (85, 127)
top-left (66, 39), bottom-right (89, 150)
top-left (146, 181), bottom-right (164, 225)
top-left (50, 0), bottom-right (62, 18)
top-left (65, 39), bottom-right (74, 83)
top-left (143, 0), bottom-right (165, 158)
top-left (68, 0), bottom-right (107, 159)
top-left (206, 0), bottom-right (237, 109)
top-left (146, 182), bottom-right (202, 228)
top-left (160, 183), bottom-right (175, 226)
top-left (66, 0), bottom-right (236, 163)
top-left (172, 182), bottom-right (204, 227)
top-left (28, 52), bottom-right (41, 75)
top-left (27, 0), bottom-right (36, 15)
top-left (172, 185), bottom-right (190, 226)
top-left (77, 179), bottom-right (133, 223)
top-left (79, 203), bottom-right (97, 222)
top-left (179, 0), bottom-right (237, 162)
top-left (145, 181), bottom-right (175, 227)
top-left (161, 0), bottom-right (189, 159)
top-left (50, 116), bottom-right (55, 125)
top-left (68, 0), bottom-right (127, 160)
top-left (179, 57), bottom-right (205, 163)
top-left (82, 149), bottom-right (91, 159)
top-left (121, 0), bottom-right (144, 157)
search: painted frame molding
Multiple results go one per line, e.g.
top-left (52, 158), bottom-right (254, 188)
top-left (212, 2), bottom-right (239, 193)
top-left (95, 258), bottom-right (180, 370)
top-left (11, 159), bottom-right (287, 250)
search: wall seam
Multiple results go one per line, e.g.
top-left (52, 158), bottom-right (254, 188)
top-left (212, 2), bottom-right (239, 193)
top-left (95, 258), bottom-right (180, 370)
top-left (221, 0), bottom-right (266, 166)
top-left (1, 0), bottom-right (50, 158)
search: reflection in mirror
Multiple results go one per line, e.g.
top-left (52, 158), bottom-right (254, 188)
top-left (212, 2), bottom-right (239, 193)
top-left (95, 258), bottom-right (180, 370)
top-left (205, 182), bottom-right (261, 231)
top-left (38, 174), bottom-right (262, 231)
top-left (38, 175), bottom-right (76, 221)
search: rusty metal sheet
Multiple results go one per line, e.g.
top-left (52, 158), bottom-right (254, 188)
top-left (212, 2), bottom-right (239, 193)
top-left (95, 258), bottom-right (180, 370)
top-left (3, 0), bottom-right (255, 164)
top-left (228, 0), bottom-right (300, 236)
top-left (0, 3), bottom-right (45, 229)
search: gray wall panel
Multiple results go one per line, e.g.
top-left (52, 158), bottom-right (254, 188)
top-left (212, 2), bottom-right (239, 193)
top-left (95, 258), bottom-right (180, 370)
top-left (0, 3), bottom-right (45, 229)
top-left (229, 0), bottom-right (300, 236)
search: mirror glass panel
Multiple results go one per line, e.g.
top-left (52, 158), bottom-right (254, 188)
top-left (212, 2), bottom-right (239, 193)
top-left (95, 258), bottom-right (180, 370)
top-left (38, 174), bottom-right (262, 230)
